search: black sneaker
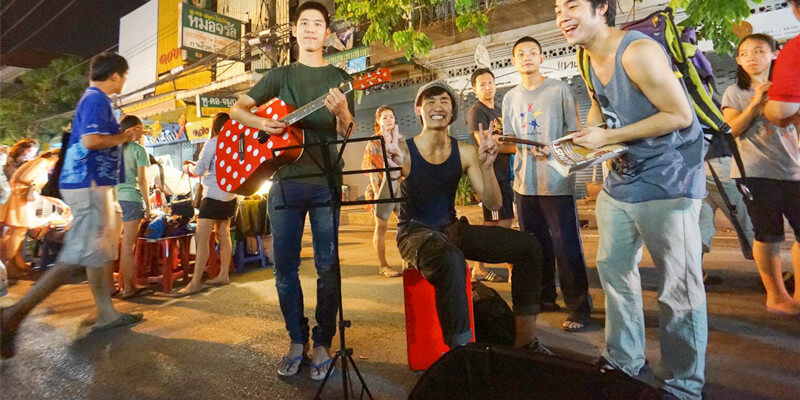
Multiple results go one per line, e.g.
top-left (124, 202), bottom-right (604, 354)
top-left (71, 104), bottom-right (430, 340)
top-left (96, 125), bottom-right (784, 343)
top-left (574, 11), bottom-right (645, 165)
top-left (527, 338), bottom-right (555, 356)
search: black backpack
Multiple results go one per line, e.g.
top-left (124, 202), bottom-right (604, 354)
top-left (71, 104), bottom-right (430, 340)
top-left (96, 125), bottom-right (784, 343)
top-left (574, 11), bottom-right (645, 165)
top-left (41, 130), bottom-right (71, 199)
top-left (472, 281), bottom-right (515, 347)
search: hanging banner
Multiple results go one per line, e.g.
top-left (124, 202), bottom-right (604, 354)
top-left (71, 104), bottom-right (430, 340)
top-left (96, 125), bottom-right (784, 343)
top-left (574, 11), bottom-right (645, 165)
top-left (196, 95), bottom-right (237, 117)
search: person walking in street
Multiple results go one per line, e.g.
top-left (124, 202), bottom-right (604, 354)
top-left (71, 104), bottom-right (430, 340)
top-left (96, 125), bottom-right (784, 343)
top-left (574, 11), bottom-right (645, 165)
top-left (1, 52), bottom-right (144, 360)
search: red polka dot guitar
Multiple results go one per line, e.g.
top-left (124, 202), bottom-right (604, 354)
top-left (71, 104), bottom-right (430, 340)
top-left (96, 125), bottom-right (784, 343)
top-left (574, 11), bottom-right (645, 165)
top-left (214, 68), bottom-right (391, 195)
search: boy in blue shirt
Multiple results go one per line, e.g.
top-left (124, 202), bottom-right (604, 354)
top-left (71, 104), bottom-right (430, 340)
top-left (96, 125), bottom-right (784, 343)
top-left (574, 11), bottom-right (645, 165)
top-left (1, 53), bottom-right (143, 359)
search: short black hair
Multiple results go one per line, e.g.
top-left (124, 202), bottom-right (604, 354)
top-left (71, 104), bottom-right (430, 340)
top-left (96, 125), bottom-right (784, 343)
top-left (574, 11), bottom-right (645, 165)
top-left (294, 1), bottom-right (330, 28)
top-left (416, 86), bottom-right (451, 107)
top-left (512, 36), bottom-right (542, 56)
top-left (470, 68), bottom-right (495, 87)
top-left (90, 52), bottom-right (128, 82)
top-left (588, 0), bottom-right (616, 27)
top-left (119, 115), bottom-right (142, 133)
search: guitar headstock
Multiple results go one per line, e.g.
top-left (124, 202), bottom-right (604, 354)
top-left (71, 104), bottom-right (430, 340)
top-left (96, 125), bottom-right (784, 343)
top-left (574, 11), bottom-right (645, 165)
top-left (352, 68), bottom-right (391, 90)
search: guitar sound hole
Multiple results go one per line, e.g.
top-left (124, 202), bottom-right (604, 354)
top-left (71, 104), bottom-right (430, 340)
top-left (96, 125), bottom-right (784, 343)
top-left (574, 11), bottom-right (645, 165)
top-left (257, 130), bottom-right (269, 144)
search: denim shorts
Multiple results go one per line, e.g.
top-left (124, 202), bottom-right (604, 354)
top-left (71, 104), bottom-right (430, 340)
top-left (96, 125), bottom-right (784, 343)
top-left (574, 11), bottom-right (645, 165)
top-left (119, 200), bottom-right (145, 222)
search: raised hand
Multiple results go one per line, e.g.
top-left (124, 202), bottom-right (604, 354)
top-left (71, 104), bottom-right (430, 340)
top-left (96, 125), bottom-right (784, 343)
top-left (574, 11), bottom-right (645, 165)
top-left (752, 81), bottom-right (772, 107)
top-left (477, 122), bottom-right (499, 168)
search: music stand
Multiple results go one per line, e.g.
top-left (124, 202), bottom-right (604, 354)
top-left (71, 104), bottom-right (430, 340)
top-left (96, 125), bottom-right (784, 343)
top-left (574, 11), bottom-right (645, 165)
top-left (266, 126), bottom-right (403, 400)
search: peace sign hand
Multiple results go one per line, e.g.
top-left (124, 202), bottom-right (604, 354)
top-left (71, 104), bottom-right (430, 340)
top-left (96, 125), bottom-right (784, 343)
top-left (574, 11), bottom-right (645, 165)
top-left (477, 122), bottom-right (499, 169)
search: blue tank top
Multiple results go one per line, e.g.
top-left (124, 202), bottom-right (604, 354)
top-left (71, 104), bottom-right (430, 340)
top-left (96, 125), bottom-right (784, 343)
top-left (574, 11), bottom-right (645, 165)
top-left (398, 136), bottom-right (462, 230)
top-left (588, 31), bottom-right (705, 203)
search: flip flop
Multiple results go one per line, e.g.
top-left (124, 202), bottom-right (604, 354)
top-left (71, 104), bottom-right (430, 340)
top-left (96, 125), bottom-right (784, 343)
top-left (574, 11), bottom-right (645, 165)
top-left (310, 357), bottom-right (335, 381)
top-left (766, 307), bottom-right (800, 317)
top-left (277, 354), bottom-right (308, 376)
top-left (91, 312), bottom-right (143, 333)
top-left (472, 271), bottom-right (505, 283)
top-left (563, 312), bottom-right (592, 332)
top-left (0, 307), bottom-right (18, 360)
top-left (204, 280), bottom-right (230, 287)
top-left (119, 287), bottom-right (151, 300)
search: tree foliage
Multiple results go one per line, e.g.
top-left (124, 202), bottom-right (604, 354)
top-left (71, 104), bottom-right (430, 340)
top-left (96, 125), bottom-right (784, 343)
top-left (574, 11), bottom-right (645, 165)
top-left (670, 0), bottom-right (759, 55)
top-left (0, 56), bottom-right (87, 144)
top-left (334, 0), bottom-right (765, 59)
top-left (334, 0), bottom-right (489, 59)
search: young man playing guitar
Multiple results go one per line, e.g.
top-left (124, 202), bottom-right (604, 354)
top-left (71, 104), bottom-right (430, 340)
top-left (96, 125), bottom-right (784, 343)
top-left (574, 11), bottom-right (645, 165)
top-left (378, 81), bottom-right (549, 352)
top-left (229, 1), bottom-right (353, 380)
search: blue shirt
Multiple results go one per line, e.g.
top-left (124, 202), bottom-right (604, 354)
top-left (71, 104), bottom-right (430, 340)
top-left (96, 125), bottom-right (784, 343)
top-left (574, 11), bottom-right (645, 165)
top-left (60, 87), bottom-right (123, 189)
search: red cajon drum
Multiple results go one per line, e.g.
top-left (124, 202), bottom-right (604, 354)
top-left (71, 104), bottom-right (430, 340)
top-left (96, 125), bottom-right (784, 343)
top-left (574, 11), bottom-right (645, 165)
top-left (403, 266), bottom-right (475, 371)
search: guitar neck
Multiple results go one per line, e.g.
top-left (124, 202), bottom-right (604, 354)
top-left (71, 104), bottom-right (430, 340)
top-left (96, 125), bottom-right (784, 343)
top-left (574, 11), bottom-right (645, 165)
top-left (497, 136), bottom-right (547, 148)
top-left (281, 81), bottom-right (354, 126)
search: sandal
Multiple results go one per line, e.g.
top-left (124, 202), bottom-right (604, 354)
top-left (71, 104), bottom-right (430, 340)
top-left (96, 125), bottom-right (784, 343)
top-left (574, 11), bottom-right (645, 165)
top-left (310, 357), bottom-right (335, 381)
top-left (563, 312), bottom-right (591, 332)
top-left (380, 266), bottom-right (401, 278)
top-left (119, 287), bottom-right (151, 300)
top-left (91, 312), bottom-right (143, 333)
top-left (472, 270), bottom-right (505, 283)
top-left (277, 354), bottom-right (308, 376)
top-left (1, 307), bottom-right (18, 360)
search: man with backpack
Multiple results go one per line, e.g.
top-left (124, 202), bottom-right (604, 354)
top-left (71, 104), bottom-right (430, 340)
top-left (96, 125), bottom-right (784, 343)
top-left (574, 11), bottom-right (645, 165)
top-left (556, 1), bottom-right (707, 399)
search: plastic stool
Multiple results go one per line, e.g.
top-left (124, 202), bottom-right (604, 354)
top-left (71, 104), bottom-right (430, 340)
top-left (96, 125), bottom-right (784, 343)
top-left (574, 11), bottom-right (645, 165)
top-left (133, 235), bottom-right (192, 293)
top-left (403, 265), bottom-right (475, 371)
top-left (233, 235), bottom-right (269, 273)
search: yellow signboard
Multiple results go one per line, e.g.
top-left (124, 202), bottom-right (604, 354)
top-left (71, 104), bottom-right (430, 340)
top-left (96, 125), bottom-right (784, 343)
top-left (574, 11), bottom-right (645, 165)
top-left (185, 118), bottom-right (213, 143)
top-left (155, 0), bottom-right (211, 95)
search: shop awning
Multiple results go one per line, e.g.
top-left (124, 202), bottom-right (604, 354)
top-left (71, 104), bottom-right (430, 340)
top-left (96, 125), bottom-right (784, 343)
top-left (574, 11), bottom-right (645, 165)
top-left (175, 71), bottom-right (262, 101)
top-left (120, 92), bottom-right (187, 119)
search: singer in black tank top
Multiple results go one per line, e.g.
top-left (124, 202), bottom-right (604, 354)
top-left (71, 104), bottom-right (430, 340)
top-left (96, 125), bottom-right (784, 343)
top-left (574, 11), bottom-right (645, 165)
top-left (377, 82), bottom-right (547, 349)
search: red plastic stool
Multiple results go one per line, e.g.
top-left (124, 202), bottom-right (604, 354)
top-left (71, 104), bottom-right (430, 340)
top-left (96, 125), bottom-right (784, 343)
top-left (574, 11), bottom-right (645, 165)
top-left (403, 265), bottom-right (475, 371)
top-left (133, 235), bottom-right (193, 293)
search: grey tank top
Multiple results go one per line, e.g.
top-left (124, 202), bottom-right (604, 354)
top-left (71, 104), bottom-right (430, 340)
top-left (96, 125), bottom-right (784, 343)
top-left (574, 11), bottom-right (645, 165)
top-left (589, 31), bottom-right (705, 203)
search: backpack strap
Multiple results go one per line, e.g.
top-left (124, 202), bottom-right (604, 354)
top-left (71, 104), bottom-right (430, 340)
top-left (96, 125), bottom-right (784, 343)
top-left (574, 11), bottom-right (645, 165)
top-left (576, 46), bottom-right (598, 104)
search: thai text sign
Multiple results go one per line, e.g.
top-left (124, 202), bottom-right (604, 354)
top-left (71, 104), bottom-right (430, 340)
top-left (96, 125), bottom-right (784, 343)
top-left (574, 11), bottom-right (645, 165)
top-left (196, 95), bottom-right (237, 117)
top-left (179, 3), bottom-right (242, 55)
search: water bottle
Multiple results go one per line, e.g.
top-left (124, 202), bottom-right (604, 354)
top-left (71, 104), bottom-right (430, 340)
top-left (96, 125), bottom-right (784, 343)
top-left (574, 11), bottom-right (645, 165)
top-left (0, 259), bottom-right (7, 297)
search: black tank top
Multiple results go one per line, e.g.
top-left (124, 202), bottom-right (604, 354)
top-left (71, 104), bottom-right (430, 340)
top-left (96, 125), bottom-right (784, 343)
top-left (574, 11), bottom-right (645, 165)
top-left (398, 136), bottom-right (462, 230)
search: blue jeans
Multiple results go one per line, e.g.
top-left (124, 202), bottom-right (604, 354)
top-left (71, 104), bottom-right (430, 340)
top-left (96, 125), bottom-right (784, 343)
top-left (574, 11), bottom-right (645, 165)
top-left (268, 181), bottom-right (340, 348)
top-left (596, 191), bottom-right (707, 400)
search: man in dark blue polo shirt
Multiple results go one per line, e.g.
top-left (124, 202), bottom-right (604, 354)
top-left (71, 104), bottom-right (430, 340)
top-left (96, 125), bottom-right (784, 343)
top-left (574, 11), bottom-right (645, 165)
top-left (1, 53), bottom-right (143, 359)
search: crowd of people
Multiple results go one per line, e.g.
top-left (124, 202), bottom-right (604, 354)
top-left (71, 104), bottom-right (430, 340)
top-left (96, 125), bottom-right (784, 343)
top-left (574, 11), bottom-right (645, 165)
top-left (1, 0), bottom-right (800, 399)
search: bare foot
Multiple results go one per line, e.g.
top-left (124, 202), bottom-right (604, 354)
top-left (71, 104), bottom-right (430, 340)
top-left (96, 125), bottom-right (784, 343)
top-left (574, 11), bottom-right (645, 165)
top-left (205, 276), bottom-right (230, 286)
top-left (174, 283), bottom-right (204, 297)
top-left (766, 298), bottom-right (800, 316)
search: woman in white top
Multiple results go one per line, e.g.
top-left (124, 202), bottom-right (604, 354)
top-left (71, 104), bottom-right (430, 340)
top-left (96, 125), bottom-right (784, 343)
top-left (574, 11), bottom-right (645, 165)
top-left (176, 112), bottom-right (237, 296)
